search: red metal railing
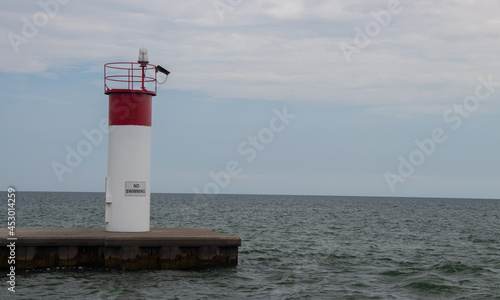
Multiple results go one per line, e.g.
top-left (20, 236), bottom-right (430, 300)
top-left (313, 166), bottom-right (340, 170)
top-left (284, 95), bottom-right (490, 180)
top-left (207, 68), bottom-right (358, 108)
top-left (104, 62), bottom-right (157, 95)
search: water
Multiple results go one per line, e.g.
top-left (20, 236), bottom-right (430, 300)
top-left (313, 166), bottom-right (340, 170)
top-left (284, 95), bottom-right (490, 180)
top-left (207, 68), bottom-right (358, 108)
top-left (1, 192), bottom-right (499, 299)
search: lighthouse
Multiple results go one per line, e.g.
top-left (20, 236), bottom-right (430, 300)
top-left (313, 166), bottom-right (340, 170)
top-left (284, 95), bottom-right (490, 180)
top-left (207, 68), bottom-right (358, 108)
top-left (104, 49), bottom-right (169, 232)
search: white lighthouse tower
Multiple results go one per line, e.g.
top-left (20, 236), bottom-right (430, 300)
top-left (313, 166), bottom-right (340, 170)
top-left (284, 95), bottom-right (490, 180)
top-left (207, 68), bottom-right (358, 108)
top-left (103, 49), bottom-right (169, 232)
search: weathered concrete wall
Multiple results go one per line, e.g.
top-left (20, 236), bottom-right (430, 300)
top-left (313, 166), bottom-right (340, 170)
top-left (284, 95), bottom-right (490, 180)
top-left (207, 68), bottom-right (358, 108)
top-left (0, 228), bottom-right (240, 270)
top-left (1, 245), bottom-right (238, 270)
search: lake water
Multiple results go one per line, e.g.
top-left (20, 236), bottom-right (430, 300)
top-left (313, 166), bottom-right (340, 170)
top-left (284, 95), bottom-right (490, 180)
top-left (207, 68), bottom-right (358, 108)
top-left (2, 192), bottom-right (499, 299)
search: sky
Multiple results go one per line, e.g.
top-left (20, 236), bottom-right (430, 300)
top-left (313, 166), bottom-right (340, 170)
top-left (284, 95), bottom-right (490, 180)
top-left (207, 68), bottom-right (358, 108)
top-left (1, 0), bottom-right (499, 199)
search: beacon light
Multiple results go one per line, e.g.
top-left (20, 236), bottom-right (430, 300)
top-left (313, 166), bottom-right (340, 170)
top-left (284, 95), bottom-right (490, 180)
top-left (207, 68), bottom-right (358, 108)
top-left (138, 48), bottom-right (149, 65)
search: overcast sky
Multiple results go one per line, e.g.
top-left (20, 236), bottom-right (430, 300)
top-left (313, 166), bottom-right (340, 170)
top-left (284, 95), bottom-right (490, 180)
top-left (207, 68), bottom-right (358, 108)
top-left (1, 0), bottom-right (499, 199)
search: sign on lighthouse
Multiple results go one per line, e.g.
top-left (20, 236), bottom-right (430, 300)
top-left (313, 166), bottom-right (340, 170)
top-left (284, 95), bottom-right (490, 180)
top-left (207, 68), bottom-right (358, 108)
top-left (103, 49), bottom-right (169, 232)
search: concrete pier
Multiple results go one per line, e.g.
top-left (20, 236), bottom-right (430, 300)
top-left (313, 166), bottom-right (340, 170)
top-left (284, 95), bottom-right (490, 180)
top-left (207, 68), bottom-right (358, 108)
top-left (0, 228), bottom-right (240, 270)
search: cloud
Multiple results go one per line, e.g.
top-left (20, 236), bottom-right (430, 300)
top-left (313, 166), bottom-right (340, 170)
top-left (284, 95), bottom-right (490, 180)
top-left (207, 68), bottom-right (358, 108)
top-left (1, 0), bottom-right (500, 110)
top-left (5, 93), bottom-right (71, 106)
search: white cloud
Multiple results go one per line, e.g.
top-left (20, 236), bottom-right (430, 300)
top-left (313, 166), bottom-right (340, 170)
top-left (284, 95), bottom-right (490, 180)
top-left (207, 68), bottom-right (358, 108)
top-left (1, 0), bottom-right (500, 110)
top-left (5, 93), bottom-right (71, 106)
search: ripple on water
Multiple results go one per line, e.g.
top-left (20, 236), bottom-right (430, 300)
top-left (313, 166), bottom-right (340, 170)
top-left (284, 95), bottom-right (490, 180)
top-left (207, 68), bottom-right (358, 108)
top-left (3, 192), bottom-right (499, 299)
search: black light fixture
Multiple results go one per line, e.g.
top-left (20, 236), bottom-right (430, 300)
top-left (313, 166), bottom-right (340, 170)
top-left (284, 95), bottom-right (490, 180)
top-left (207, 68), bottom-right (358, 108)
top-left (156, 65), bottom-right (170, 76)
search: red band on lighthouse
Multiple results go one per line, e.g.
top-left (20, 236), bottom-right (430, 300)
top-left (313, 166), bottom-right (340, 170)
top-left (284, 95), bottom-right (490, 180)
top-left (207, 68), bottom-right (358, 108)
top-left (108, 92), bottom-right (152, 126)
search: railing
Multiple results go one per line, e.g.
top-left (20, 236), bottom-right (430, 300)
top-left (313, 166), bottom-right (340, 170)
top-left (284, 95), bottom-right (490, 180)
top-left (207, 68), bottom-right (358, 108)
top-left (104, 62), bottom-right (157, 94)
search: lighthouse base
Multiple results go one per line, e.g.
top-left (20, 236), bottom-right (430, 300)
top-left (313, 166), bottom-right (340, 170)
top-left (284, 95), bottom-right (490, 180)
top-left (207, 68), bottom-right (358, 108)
top-left (0, 228), bottom-right (240, 270)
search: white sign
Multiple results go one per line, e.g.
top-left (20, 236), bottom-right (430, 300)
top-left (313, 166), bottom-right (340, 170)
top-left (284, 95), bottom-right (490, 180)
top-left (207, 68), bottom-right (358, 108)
top-left (125, 181), bottom-right (146, 196)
